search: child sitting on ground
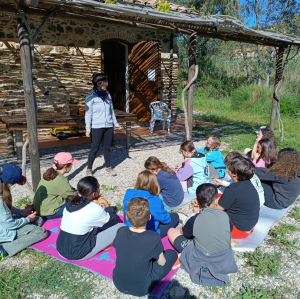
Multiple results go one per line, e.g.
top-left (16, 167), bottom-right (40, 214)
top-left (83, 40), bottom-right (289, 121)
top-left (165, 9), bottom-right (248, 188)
top-left (175, 141), bottom-right (209, 194)
top-left (0, 164), bottom-right (48, 257)
top-left (33, 152), bottom-right (79, 220)
top-left (57, 176), bottom-right (125, 260)
top-left (244, 126), bottom-right (278, 158)
top-left (252, 138), bottom-right (277, 168)
top-left (144, 156), bottom-right (184, 210)
top-left (168, 184), bottom-right (237, 286)
top-left (256, 148), bottom-right (300, 209)
top-left (197, 136), bottom-right (226, 179)
top-left (123, 170), bottom-right (179, 238)
top-left (113, 197), bottom-right (178, 297)
top-left (216, 156), bottom-right (260, 239)
top-left (214, 151), bottom-right (265, 206)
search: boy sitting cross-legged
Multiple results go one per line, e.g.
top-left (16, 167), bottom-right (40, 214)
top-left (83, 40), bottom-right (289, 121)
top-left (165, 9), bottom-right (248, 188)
top-left (168, 184), bottom-right (237, 286)
top-left (113, 197), bottom-right (178, 297)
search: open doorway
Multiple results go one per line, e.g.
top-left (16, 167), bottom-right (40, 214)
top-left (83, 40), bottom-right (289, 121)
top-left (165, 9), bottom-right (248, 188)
top-left (101, 40), bottom-right (129, 111)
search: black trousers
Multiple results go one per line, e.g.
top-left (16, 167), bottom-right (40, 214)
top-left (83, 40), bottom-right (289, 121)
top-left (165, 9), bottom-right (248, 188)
top-left (158, 213), bottom-right (179, 238)
top-left (261, 183), bottom-right (281, 209)
top-left (87, 127), bottom-right (113, 169)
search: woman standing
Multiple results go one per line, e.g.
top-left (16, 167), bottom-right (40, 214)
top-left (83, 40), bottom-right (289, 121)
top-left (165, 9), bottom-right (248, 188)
top-left (85, 73), bottom-right (121, 176)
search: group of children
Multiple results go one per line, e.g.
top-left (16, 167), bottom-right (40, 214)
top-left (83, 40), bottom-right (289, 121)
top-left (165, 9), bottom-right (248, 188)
top-left (1, 128), bottom-right (300, 296)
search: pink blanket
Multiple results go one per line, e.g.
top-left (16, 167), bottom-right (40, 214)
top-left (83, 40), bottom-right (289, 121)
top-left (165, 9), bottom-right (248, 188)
top-left (30, 216), bottom-right (179, 297)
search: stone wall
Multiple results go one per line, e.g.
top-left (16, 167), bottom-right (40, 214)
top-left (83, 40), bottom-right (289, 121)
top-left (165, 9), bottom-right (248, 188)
top-left (0, 12), bottom-right (178, 146)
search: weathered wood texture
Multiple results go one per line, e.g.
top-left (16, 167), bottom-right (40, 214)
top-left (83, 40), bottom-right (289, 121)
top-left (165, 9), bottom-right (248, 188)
top-left (17, 19), bottom-right (41, 190)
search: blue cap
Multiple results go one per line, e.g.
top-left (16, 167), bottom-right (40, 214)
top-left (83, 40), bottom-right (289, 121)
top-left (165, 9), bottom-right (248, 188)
top-left (0, 164), bottom-right (27, 185)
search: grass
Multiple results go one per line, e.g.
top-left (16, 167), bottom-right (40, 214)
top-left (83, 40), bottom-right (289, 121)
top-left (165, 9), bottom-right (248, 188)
top-left (180, 90), bottom-right (300, 153)
top-left (268, 223), bottom-right (300, 249)
top-left (229, 284), bottom-right (282, 299)
top-left (244, 250), bottom-right (281, 276)
top-left (0, 249), bottom-right (95, 299)
top-left (14, 196), bottom-right (32, 209)
top-left (100, 184), bottom-right (118, 192)
top-left (290, 206), bottom-right (300, 221)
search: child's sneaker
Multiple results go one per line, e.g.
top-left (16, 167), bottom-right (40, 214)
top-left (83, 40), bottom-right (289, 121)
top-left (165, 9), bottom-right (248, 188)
top-left (172, 253), bottom-right (181, 270)
top-left (0, 245), bottom-right (8, 258)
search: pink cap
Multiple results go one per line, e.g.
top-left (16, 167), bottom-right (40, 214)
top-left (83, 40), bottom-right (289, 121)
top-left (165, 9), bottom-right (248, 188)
top-left (53, 152), bottom-right (79, 165)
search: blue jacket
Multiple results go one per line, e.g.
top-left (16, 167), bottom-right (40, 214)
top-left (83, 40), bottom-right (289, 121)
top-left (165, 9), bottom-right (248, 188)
top-left (177, 153), bottom-right (210, 194)
top-left (123, 189), bottom-right (171, 235)
top-left (157, 170), bottom-right (184, 208)
top-left (85, 89), bottom-right (119, 131)
top-left (197, 147), bottom-right (226, 178)
top-left (0, 198), bottom-right (29, 243)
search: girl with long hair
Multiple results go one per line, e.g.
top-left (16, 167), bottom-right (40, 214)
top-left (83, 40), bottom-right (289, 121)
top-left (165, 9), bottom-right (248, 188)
top-left (0, 164), bottom-right (48, 257)
top-left (123, 170), bottom-right (179, 238)
top-left (56, 176), bottom-right (124, 260)
top-left (256, 148), bottom-right (300, 209)
top-left (252, 138), bottom-right (277, 168)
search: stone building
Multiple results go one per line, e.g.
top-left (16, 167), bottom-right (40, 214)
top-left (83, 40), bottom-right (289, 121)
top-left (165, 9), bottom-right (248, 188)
top-left (0, 0), bottom-right (184, 143)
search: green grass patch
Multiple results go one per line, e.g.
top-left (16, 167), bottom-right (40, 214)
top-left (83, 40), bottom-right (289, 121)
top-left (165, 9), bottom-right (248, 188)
top-left (186, 90), bottom-right (300, 153)
top-left (244, 250), bottom-right (280, 276)
top-left (290, 206), bottom-right (300, 221)
top-left (1, 249), bottom-right (95, 299)
top-left (14, 196), bottom-right (32, 209)
top-left (268, 223), bottom-right (300, 249)
top-left (115, 202), bottom-right (124, 213)
top-left (229, 284), bottom-right (282, 299)
top-left (100, 184), bottom-right (117, 192)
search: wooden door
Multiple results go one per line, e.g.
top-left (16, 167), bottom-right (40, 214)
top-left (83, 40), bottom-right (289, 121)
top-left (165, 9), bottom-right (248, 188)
top-left (129, 41), bottom-right (161, 121)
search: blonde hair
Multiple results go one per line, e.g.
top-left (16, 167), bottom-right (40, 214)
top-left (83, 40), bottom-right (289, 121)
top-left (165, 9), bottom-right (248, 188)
top-left (206, 136), bottom-right (221, 153)
top-left (134, 170), bottom-right (160, 196)
top-left (0, 180), bottom-right (13, 213)
top-left (144, 156), bottom-right (175, 175)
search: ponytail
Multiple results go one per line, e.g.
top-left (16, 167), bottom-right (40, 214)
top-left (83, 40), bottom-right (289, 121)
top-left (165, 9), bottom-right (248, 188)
top-left (43, 162), bottom-right (72, 181)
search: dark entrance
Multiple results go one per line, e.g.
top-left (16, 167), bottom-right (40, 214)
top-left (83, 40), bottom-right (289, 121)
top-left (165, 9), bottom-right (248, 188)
top-left (101, 40), bottom-right (128, 111)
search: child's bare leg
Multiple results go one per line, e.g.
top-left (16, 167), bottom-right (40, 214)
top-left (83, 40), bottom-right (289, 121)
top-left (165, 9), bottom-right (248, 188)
top-left (167, 228), bottom-right (182, 245)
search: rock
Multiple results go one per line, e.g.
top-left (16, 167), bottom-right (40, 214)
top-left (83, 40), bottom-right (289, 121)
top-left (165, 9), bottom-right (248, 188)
top-left (169, 286), bottom-right (186, 299)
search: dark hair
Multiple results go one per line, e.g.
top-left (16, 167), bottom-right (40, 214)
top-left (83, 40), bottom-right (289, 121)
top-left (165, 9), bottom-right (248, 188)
top-left (66, 176), bottom-right (99, 206)
top-left (134, 170), bottom-right (160, 196)
top-left (257, 138), bottom-right (278, 167)
top-left (268, 148), bottom-right (300, 182)
top-left (144, 156), bottom-right (175, 175)
top-left (195, 183), bottom-right (218, 208)
top-left (180, 141), bottom-right (197, 156)
top-left (224, 151), bottom-right (242, 166)
top-left (228, 156), bottom-right (255, 181)
top-left (126, 197), bottom-right (150, 228)
top-left (261, 128), bottom-right (278, 148)
top-left (92, 73), bottom-right (108, 88)
top-left (0, 179), bottom-right (13, 213)
top-left (43, 163), bottom-right (72, 181)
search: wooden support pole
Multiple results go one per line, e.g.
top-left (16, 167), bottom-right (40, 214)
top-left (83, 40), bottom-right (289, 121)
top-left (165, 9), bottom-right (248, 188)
top-left (17, 18), bottom-right (41, 191)
top-left (126, 122), bottom-right (131, 149)
top-left (270, 46), bottom-right (284, 132)
top-left (186, 35), bottom-right (197, 141)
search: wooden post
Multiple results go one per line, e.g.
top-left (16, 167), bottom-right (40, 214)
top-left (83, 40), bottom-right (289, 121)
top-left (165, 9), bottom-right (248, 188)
top-left (270, 46), bottom-right (284, 131)
top-left (186, 35), bottom-right (196, 141)
top-left (17, 18), bottom-right (41, 191)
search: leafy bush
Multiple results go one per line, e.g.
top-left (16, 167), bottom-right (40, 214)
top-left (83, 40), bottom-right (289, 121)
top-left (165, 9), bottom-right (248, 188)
top-left (280, 95), bottom-right (300, 117)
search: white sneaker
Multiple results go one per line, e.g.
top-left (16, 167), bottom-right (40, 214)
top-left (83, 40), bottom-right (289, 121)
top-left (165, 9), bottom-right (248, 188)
top-left (105, 167), bottom-right (117, 176)
top-left (86, 169), bottom-right (93, 176)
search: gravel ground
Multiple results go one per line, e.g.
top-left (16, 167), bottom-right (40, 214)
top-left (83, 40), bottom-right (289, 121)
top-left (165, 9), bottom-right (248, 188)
top-left (1, 131), bottom-right (300, 299)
